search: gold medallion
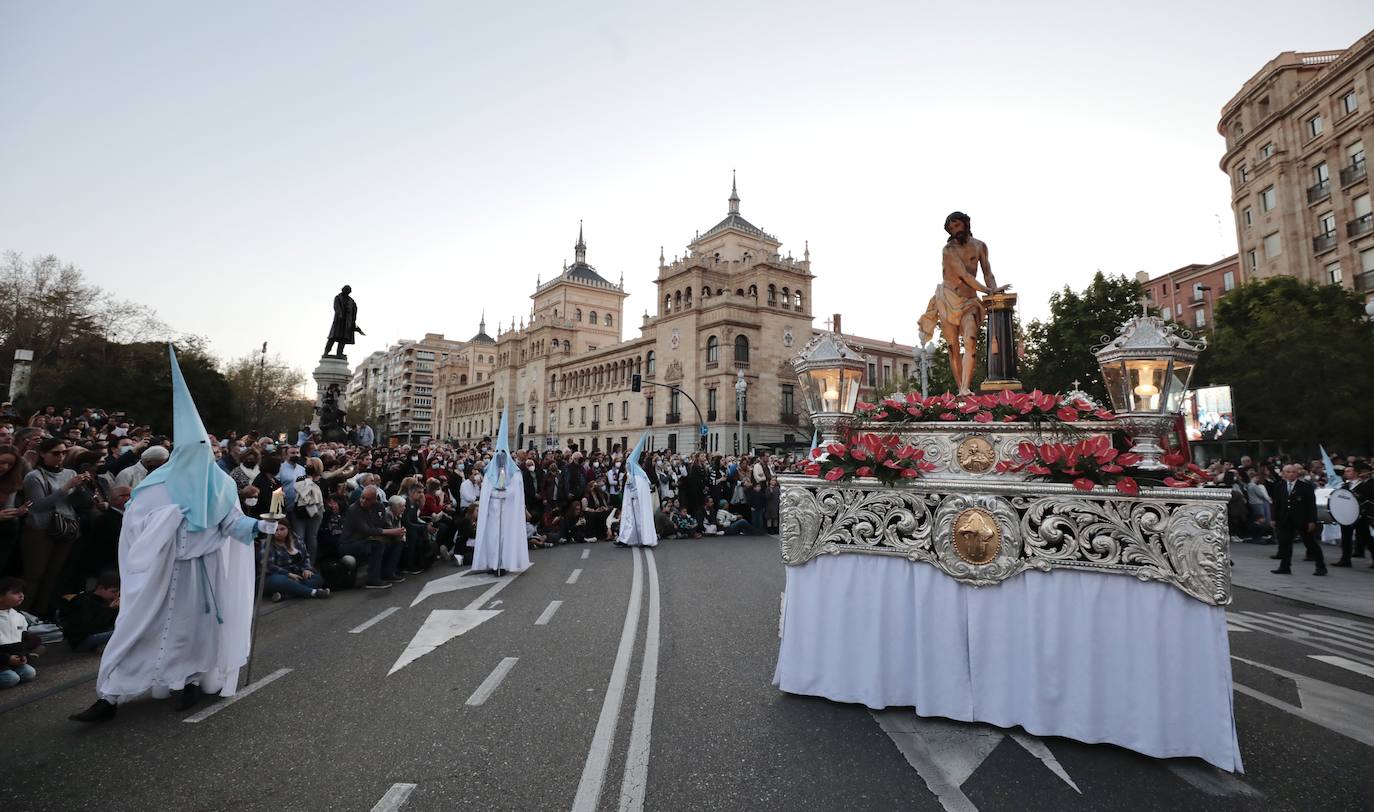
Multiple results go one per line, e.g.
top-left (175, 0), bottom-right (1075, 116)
top-left (956, 435), bottom-right (996, 473)
top-left (952, 508), bottom-right (1002, 565)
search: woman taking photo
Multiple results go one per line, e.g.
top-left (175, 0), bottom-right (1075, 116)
top-left (21, 437), bottom-right (87, 616)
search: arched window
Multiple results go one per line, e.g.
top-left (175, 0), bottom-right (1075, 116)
top-left (706, 335), bottom-right (719, 363)
top-left (604, 313), bottom-right (613, 326)
top-left (460, 374), bottom-right (468, 385)
top-left (794, 290), bottom-right (803, 309)
top-left (684, 288), bottom-right (692, 308)
top-left (734, 335), bottom-right (750, 363)
top-left (575, 308), bottom-right (583, 321)
top-left (716, 288), bottom-right (723, 296)
top-left (589, 310), bottom-right (597, 325)
top-left (646, 351), bottom-right (656, 376)
top-left (664, 294), bottom-right (672, 314)
top-left (748, 284), bottom-right (757, 299)
top-left (553, 308), bottom-right (559, 317)
top-left (563, 340), bottom-right (571, 352)
top-left (674, 291), bottom-right (682, 310)
top-left (781, 287), bottom-right (790, 307)
top-left (767, 284), bottom-right (777, 306)
top-left (550, 374), bottom-right (557, 394)
top-left (702, 286), bottom-right (711, 299)
top-left (735, 288), bottom-right (744, 297)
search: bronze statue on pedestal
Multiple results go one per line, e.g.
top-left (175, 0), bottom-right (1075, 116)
top-left (324, 285), bottom-right (365, 359)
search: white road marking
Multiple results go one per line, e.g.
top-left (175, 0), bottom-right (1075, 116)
top-left (388, 609), bottom-right (502, 675)
top-left (409, 568), bottom-right (506, 608)
top-left (350, 606), bottom-right (399, 634)
top-left (466, 572), bottom-right (519, 610)
top-left (1166, 763), bottom-right (1262, 799)
top-left (1310, 654), bottom-right (1374, 680)
top-left (872, 711), bottom-right (1082, 810)
top-left (535, 600), bottom-right (563, 626)
top-left (183, 668), bottom-right (291, 723)
top-left (1297, 613), bottom-right (1374, 644)
top-left (572, 547), bottom-right (644, 812)
top-left (1233, 655), bottom-right (1374, 749)
top-left (567, 568), bottom-right (583, 584)
top-left (582, 548), bottom-right (590, 560)
top-left (369, 783), bottom-right (417, 812)
top-left (1225, 621), bottom-right (1251, 633)
top-left (466, 657), bottom-right (519, 706)
top-left (1227, 612), bottom-right (1374, 668)
top-left (619, 548), bottom-right (661, 812)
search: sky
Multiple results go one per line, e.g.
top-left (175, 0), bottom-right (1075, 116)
top-left (3, 2), bottom-right (1373, 383)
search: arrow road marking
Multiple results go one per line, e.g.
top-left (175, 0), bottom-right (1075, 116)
top-left (410, 569), bottom-right (511, 608)
top-left (1233, 655), bottom-right (1374, 749)
top-left (387, 610), bottom-right (501, 675)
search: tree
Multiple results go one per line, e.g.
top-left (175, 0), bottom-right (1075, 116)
top-left (1021, 271), bottom-right (1146, 401)
top-left (221, 351), bottom-right (314, 438)
top-left (1194, 277), bottom-right (1374, 446)
top-left (27, 339), bottom-right (236, 433)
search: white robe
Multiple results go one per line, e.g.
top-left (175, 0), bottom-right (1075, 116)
top-left (97, 483), bottom-right (257, 702)
top-left (618, 469), bottom-right (658, 547)
top-left (473, 466), bottom-right (530, 573)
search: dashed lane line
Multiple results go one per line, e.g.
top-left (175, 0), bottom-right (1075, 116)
top-left (568, 568), bottom-right (583, 585)
top-left (535, 600), bottom-right (564, 626)
top-left (465, 657), bottom-right (519, 707)
top-left (350, 607), bottom-right (399, 634)
top-left (183, 668), bottom-right (292, 723)
top-left (369, 782), bottom-right (417, 812)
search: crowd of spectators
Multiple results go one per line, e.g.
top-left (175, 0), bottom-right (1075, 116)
top-left (0, 400), bottom-right (803, 689)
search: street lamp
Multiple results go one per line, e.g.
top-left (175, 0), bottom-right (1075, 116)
top-left (914, 341), bottom-right (936, 398)
top-left (1095, 312), bottom-right (1205, 469)
top-left (792, 331), bottom-right (866, 451)
top-left (735, 369), bottom-right (747, 456)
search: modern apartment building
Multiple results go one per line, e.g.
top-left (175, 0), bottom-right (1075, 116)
top-left (1140, 255), bottom-right (1241, 331)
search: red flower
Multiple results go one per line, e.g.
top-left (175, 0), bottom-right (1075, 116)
top-left (1115, 477), bottom-right (1140, 496)
top-left (883, 398), bottom-right (903, 410)
top-left (810, 447), bottom-right (824, 459)
top-left (919, 461), bottom-right (937, 473)
top-left (804, 463), bottom-right (821, 476)
top-left (1163, 476), bottom-right (1195, 488)
top-left (1072, 478), bottom-right (1096, 492)
top-left (824, 467), bottom-right (845, 481)
top-left (907, 407), bottom-right (923, 417)
top-left (974, 411), bottom-right (993, 423)
top-left (1117, 453), bottom-right (1143, 468)
top-left (896, 444), bottom-right (917, 460)
top-left (855, 466), bottom-right (873, 477)
top-left (873, 446), bottom-right (889, 463)
top-left (959, 401), bottom-right (981, 414)
top-left (1017, 441), bottom-right (1036, 461)
top-left (1092, 409), bottom-right (1116, 420)
top-left (1095, 447), bottom-right (1119, 464)
top-left (1056, 406), bottom-right (1079, 422)
top-left (874, 411), bottom-right (889, 420)
top-left (849, 447), bottom-right (868, 461)
top-left (1100, 464), bottom-right (1123, 474)
top-left (827, 443), bottom-right (847, 457)
top-left (1026, 463), bottom-right (1052, 475)
top-left (1161, 450), bottom-right (1187, 467)
top-left (938, 412), bottom-right (957, 421)
top-left (882, 459), bottom-right (902, 469)
top-left (1001, 414), bottom-right (1018, 422)
top-left (900, 467), bottom-right (921, 478)
top-left (906, 391), bottom-right (923, 405)
top-left (856, 401), bottom-right (875, 412)
top-left (1039, 444), bottom-right (1063, 464)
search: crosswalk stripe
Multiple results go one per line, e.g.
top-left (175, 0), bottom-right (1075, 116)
top-left (1310, 655), bottom-right (1374, 680)
top-left (1230, 613), bottom-right (1374, 669)
top-left (1297, 614), bottom-right (1374, 643)
top-left (1236, 612), bottom-right (1374, 656)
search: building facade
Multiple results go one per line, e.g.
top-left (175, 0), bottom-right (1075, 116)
top-left (1218, 29), bottom-right (1374, 300)
top-left (426, 181), bottom-right (915, 455)
top-left (1140, 254), bottom-right (1241, 331)
top-left (347, 334), bottom-right (475, 444)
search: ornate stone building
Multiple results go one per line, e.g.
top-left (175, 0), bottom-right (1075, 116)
top-left (428, 180), bottom-right (914, 454)
top-left (1218, 29), bottom-right (1374, 299)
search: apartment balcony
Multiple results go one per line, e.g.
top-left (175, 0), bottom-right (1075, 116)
top-left (779, 412), bottom-right (799, 425)
top-left (591, 421), bottom-right (600, 430)
top-left (1348, 213), bottom-right (1373, 239)
top-left (1340, 160), bottom-right (1367, 187)
top-left (1307, 180), bottom-right (1331, 204)
top-left (1356, 271), bottom-right (1374, 293)
top-left (707, 410), bottom-right (718, 421)
top-left (1313, 232), bottom-right (1338, 254)
top-left (665, 412), bottom-right (682, 424)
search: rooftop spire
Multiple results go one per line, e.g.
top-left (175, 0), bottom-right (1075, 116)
top-left (728, 169), bottom-right (740, 214)
top-left (480, 310), bottom-right (486, 333)
top-left (804, 240), bottom-right (810, 261)
top-left (574, 220), bottom-right (587, 264)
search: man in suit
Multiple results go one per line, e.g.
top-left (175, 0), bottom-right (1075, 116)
top-left (1272, 463), bottom-right (1326, 576)
top-left (1334, 465), bottom-right (1365, 567)
top-left (1352, 461), bottom-right (1374, 567)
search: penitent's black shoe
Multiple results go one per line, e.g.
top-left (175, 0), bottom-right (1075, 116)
top-left (69, 699), bottom-right (117, 723)
top-left (177, 683), bottom-right (203, 711)
top-left (1271, 567), bottom-right (1291, 575)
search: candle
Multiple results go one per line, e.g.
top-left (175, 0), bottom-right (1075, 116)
top-left (270, 488), bottom-right (284, 516)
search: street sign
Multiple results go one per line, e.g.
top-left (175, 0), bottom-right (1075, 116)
top-left (699, 424), bottom-right (709, 437)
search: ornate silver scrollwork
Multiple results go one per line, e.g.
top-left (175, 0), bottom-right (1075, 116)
top-left (780, 474), bottom-right (1232, 606)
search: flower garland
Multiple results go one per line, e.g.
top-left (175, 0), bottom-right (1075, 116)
top-left (994, 437), bottom-right (1210, 494)
top-left (856, 389), bottom-right (1115, 425)
top-left (803, 433), bottom-right (937, 485)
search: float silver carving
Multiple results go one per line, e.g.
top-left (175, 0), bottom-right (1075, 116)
top-left (779, 474), bottom-right (1231, 606)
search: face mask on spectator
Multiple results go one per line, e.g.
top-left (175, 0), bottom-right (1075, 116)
top-left (245, 497), bottom-right (258, 507)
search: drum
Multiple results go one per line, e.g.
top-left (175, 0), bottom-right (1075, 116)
top-left (1329, 489), bottom-right (1361, 527)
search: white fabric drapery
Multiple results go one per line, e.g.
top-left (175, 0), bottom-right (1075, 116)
top-left (774, 554), bottom-right (1243, 772)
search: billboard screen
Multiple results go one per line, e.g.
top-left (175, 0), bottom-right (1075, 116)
top-left (1183, 385), bottom-right (1238, 441)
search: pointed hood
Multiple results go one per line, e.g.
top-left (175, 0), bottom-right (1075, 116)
top-left (810, 429), bottom-right (819, 453)
top-left (625, 431), bottom-right (648, 473)
top-left (135, 345), bottom-right (239, 532)
top-left (484, 407), bottom-right (519, 485)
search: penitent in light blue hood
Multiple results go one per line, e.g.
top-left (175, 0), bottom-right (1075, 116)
top-left (132, 344), bottom-right (239, 532)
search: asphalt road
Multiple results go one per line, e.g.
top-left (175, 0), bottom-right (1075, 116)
top-left (3, 536), bottom-right (1373, 811)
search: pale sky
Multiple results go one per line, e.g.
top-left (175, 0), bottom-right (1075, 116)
top-left (3, 2), bottom-right (1372, 380)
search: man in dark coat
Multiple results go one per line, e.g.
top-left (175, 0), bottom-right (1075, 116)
top-left (324, 285), bottom-right (365, 357)
top-left (1272, 463), bottom-right (1326, 576)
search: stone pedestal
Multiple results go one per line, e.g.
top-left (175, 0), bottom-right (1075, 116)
top-left (312, 355), bottom-right (353, 439)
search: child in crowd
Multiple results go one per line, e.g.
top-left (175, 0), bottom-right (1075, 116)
top-left (60, 570), bottom-right (120, 653)
top-left (0, 577), bottom-right (38, 689)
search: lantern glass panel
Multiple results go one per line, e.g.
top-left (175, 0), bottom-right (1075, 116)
top-left (803, 368), bottom-right (842, 413)
top-left (1126, 360), bottom-right (1167, 412)
top-left (839, 367), bottom-right (863, 413)
top-left (1166, 360), bottom-right (1194, 413)
top-left (1101, 362), bottom-right (1129, 412)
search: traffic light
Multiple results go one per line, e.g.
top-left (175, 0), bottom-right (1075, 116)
top-left (631, 374), bottom-right (642, 392)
